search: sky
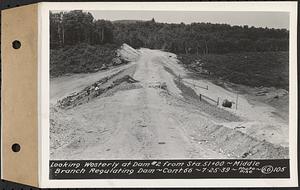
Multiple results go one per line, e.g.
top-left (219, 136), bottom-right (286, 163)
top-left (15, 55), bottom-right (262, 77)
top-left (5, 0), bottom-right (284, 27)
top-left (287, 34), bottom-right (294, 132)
top-left (88, 11), bottom-right (289, 29)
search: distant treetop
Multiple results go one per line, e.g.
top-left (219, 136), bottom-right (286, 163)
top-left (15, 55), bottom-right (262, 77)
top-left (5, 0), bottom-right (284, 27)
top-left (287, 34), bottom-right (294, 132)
top-left (50, 10), bottom-right (289, 54)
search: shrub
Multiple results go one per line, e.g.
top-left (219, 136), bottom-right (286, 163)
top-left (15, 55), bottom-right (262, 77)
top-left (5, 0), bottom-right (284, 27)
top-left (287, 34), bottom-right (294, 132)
top-left (50, 43), bottom-right (118, 77)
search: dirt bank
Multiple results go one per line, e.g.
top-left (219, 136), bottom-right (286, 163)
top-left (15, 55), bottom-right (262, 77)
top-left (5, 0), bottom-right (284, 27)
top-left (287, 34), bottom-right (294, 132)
top-left (50, 47), bottom-right (289, 160)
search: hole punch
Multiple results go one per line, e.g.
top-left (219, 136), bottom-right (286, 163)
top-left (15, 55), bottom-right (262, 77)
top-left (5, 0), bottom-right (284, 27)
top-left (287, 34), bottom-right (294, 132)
top-left (12, 40), bottom-right (21, 49)
top-left (11, 143), bottom-right (21, 152)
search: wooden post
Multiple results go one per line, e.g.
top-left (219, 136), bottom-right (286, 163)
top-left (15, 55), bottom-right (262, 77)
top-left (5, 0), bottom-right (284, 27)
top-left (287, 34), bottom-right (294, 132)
top-left (199, 94), bottom-right (202, 101)
top-left (217, 97), bottom-right (219, 106)
top-left (206, 85), bottom-right (208, 90)
top-left (236, 93), bottom-right (239, 110)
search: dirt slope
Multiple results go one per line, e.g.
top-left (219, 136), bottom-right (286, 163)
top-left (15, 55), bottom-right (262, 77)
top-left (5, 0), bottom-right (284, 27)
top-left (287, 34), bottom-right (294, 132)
top-left (50, 48), bottom-right (288, 160)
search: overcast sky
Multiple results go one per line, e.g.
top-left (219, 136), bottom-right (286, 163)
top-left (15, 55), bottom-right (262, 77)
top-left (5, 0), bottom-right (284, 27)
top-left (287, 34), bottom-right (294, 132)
top-left (88, 11), bottom-right (289, 29)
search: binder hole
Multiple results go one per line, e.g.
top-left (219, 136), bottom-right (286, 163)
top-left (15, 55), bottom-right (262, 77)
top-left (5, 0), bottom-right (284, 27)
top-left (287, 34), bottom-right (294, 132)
top-left (12, 40), bottom-right (21, 49)
top-left (11, 143), bottom-right (21, 152)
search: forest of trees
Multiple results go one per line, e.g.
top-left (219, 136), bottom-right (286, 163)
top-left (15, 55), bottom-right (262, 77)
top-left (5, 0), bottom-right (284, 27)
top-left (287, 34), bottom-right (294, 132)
top-left (50, 10), bottom-right (289, 54)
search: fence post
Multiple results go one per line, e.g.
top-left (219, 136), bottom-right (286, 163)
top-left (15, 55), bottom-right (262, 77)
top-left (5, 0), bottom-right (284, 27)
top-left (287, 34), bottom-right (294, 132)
top-left (217, 97), bottom-right (219, 106)
top-left (199, 94), bottom-right (202, 101)
top-left (236, 94), bottom-right (238, 110)
top-left (206, 85), bottom-right (208, 90)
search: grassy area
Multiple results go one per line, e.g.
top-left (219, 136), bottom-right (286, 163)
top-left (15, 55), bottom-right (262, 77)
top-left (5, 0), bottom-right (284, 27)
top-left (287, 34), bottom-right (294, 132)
top-left (50, 43), bottom-right (118, 77)
top-left (179, 51), bottom-right (289, 90)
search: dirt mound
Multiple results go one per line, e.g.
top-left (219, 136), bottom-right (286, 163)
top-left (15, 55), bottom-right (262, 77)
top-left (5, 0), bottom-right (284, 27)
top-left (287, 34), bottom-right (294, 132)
top-left (57, 71), bottom-right (139, 109)
top-left (148, 82), bottom-right (168, 90)
top-left (101, 82), bottom-right (142, 98)
top-left (50, 107), bottom-right (79, 155)
top-left (116, 43), bottom-right (140, 62)
top-left (113, 75), bottom-right (139, 84)
top-left (194, 124), bottom-right (288, 159)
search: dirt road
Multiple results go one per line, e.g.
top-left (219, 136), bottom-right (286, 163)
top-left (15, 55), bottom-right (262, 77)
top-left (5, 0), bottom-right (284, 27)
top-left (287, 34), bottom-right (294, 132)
top-left (50, 48), bottom-right (288, 160)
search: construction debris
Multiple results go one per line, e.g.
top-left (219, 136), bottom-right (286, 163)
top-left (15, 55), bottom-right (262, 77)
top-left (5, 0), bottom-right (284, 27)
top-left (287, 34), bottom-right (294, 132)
top-left (112, 57), bottom-right (123, 65)
top-left (148, 82), bottom-right (168, 90)
top-left (100, 64), bottom-right (108, 70)
top-left (57, 73), bottom-right (139, 109)
top-left (255, 87), bottom-right (288, 98)
top-left (113, 75), bottom-right (139, 84)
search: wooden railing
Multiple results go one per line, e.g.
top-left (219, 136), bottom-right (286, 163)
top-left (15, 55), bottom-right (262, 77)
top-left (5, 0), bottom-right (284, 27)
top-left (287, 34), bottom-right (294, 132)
top-left (177, 74), bottom-right (222, 106)
top-left (199, 93), bottom-right (220, 106)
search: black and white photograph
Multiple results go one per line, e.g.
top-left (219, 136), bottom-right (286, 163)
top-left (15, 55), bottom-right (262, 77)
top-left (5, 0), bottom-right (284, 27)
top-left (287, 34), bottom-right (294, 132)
top-left (0, 1), bottom-right (297, 188)
top-left (49, 9), bottom-right (291, 161)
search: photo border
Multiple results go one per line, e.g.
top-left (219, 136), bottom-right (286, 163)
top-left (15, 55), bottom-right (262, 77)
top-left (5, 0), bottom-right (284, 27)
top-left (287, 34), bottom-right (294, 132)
top-left (39, 1), bottom-right (298, 188)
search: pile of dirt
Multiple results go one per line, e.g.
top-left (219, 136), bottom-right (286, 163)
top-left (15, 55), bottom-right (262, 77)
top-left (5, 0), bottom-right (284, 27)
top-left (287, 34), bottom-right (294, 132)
top-left (254, 86), bottom-right (288, 97)
top-left (56, 70), bottom-right (121, 108)
top-left (193, 124), bottom-right (289, 159)
top-left (57, 73), bottom-right (139, 109)
top-left (148, 82), bottom-right (168, 90)
top-left (116, 43), bottom-right (140, 62)
top-left (50, 107), bottom-right (82, 155)
top-left (101, 82), bottom-right (142, 98)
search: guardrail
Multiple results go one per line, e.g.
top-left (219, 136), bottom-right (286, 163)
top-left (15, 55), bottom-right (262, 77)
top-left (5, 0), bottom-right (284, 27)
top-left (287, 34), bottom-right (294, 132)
top-left (199, 93), bottom-right (220, 106)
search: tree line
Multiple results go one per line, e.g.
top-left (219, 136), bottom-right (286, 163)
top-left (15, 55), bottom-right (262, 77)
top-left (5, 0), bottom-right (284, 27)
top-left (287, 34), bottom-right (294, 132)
top-left (50, 10), bottom-right (289, 54)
